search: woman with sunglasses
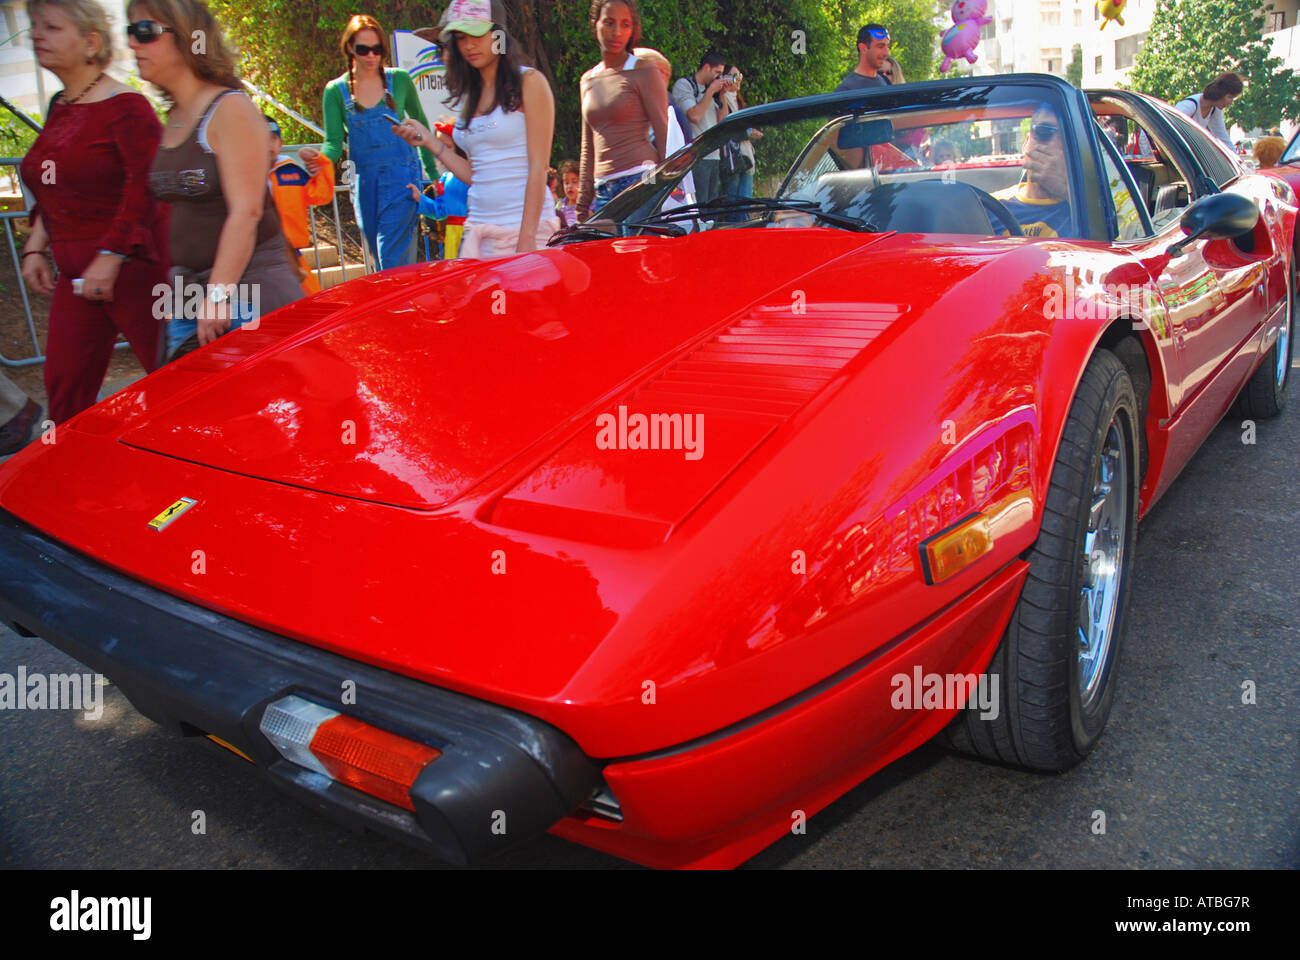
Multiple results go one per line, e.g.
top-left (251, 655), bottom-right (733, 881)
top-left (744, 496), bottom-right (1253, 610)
top-left (19, 0), bottom-right (168, 424)
top-left (393, 0), bottom-right (557, 259)
top-left (130, 0), bottom-right (302, 357)
top-left (305, 15), bottom-right (437, 271)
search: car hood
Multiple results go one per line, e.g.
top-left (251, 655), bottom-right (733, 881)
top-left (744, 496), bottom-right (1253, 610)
top-left (0, 229), bottom-right (1048, 755)
top-left (120, 233), bottom-right (876, 510)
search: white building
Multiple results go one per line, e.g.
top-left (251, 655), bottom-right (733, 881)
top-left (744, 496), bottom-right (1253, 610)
top-left (972, 0), bottom-right (1299, 135)
top-left (973, 0), bottom-right (1159, 81)
top-left (974, 0), bottom-right (1300, 81)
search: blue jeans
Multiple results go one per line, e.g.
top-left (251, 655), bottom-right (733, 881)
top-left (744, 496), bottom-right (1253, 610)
top-left (693, 159), bottom-right (722, 205)
top-left (721, 169), bottom-right (754, 221)
top-left (343, 70), bottom-right (422, 270)
top-left (590, 172), bottom-right (645, 215)
top-left (723, 170), bottom-right (754, 200)
top-left (166, 278), bottom-right (260, 356)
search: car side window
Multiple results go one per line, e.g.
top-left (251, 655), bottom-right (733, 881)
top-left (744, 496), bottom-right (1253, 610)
top-left (1112, 112), bottom-right (1196, 233)
top-left (1094, 122), bottom-right (1149, 241)
top-left (1161, 108), bottom-right (1241, 188)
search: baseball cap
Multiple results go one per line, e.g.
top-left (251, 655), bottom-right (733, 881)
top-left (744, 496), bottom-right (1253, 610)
top-left (857, 23), bottom-right (890, 44)
top-left (440, 0), bottom-right (503, 37)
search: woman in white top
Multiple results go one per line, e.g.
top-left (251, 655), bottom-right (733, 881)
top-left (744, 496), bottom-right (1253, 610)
top-left (1174, 72), bottom-right (1244, 150)
top-left (394, 0), bottom-right (556, 258)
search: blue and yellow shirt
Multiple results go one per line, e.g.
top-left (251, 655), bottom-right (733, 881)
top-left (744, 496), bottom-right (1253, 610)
top-left (994, 183), bottom-right (1073, 238)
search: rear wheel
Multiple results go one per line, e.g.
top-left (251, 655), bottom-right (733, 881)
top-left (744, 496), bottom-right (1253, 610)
top-left (1233, 252), bottom-right (1295, 420)
top-left (945, 350), bottom-right (1140, 770)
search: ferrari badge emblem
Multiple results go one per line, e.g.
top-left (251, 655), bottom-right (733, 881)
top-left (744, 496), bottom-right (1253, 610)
top-left (148, 497), bottom-right (197, 532)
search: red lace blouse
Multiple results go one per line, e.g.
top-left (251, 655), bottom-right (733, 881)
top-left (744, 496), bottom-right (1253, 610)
top-left (20, 91), bottom-right (168, 261)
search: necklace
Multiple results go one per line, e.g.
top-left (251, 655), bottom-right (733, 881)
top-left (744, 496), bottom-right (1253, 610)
top-left (62, 72), bottom-right (105, 105)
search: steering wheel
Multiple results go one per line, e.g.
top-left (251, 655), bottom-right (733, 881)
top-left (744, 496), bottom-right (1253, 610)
top-left (969, 186), bottom-right (1024, 236)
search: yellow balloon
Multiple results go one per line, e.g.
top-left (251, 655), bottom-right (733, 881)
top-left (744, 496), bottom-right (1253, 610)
top-left (1099, 0), bottom-right (1127, 30)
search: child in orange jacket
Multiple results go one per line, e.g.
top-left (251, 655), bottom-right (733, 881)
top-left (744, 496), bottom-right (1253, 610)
top-left (267, 116), bottom-right (336, 294)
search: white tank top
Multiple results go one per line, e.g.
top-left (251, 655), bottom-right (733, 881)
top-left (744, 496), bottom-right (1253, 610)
top-left (453, 67), bottom-right (533, 226)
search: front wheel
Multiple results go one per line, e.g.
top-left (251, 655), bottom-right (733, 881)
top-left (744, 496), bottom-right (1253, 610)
top-left (945, 350), bottom-right (1141, 770)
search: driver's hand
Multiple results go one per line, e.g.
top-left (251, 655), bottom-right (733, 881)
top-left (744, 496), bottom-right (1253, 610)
top-left (1024, 142), bottom-right (1069, 201)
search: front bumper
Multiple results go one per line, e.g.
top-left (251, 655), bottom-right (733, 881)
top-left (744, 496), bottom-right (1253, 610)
top-left (0, 509), bottom-right (600, 865)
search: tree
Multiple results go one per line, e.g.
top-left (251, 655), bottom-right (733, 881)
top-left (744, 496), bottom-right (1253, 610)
top-left (204, 1), bottom-right (945, 161)
top-left (209, 1), bottom-right (722, 162)
top-left (1067, 43), bottom-right (1082, 87)
top-left (0, 111), bottom-right (38, 195)
top-left (1128, 0), bottom-right (1298, 131)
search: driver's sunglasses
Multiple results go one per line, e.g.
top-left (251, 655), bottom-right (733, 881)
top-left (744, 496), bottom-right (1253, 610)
top-left (1031, 122), bottom-right (1059, 142)
top-left (351, 43), bottom-right (384, 57)
top-left (126, 20), bottom-right (173, 43)
top-left (864, 27), bottom-right (890, 40)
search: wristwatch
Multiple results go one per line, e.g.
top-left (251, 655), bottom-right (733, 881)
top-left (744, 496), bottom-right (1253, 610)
top-left (207, 285), bottom-right (232, 304)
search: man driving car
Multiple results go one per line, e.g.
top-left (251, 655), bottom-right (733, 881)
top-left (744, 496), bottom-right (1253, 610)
top-left (994, 105), bottom-right (1074, 238)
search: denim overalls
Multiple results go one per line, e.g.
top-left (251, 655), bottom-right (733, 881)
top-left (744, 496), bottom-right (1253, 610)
top-left (342, 69), bottom-right (423, 270)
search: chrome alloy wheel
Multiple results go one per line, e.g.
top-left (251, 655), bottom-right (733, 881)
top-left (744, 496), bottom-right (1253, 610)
top-left (1078, 420), bottom-right (1129, 706)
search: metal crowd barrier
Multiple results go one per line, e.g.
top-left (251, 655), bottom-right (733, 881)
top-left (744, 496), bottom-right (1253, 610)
top-left (1, 156), bottom-right (47, 368)
top-left (0, 86), bottom-right (374, 369)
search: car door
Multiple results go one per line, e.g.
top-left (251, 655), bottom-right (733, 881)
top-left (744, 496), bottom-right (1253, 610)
top-left (1153, 105), bottom-right (1269, 406)
top-left (1093, 93), bottom-right (1262, 414)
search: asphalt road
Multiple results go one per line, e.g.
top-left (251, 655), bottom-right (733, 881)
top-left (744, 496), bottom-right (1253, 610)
top-left (1, 378), bottom-right (1296, 870)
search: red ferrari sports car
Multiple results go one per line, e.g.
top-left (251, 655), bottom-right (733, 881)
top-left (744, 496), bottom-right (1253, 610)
top-left (0, 75), bottom-right (1294, 869)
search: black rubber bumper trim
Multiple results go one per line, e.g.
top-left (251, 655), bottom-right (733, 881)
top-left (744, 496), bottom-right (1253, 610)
top-left (0, 509), bottom-right (600, 865)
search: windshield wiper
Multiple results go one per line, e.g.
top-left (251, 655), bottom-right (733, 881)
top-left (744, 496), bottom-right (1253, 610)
top-left (546, 219), bottom-right (687, 246)
top-left (546, 224), bottom-right (621, 246)
top-left (638, 195), bottom-right (880, 233)
top-left (624, 220), bottom-right (689, 237)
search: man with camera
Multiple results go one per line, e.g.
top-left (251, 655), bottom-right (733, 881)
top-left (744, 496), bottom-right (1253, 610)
top-left (672, 52), bottom-right (733, 204)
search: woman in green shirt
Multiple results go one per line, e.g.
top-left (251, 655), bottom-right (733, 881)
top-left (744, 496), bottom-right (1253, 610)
top-left (300, 14), bottom-right (437, 270)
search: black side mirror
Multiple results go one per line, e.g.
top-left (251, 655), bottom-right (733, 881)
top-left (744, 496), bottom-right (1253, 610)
top-left (1168, 192), bottom-right (1258, 257)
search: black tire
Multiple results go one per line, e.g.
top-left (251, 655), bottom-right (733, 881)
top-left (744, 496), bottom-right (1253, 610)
top-left (945, 350), bottom-right (1140, 771)
top-left (1232, 251), bottom-right (1295, 420)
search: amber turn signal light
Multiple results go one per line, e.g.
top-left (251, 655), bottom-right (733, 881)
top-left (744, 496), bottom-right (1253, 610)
top-left (920, 513), bottom-right (993, 584)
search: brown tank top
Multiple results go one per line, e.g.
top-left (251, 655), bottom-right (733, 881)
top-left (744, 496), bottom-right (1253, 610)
top-left (150, 89), bottom-right (282, 272)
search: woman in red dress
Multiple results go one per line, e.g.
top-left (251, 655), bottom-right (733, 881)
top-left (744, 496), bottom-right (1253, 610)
top-left (19, 0), bottom-right (168, 425)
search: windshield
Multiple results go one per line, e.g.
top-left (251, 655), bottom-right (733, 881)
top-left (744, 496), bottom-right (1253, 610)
top-left (1282, 131), bottom-right (1300, 165)
top-left (579, 81), bottom-right (1082, 241)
